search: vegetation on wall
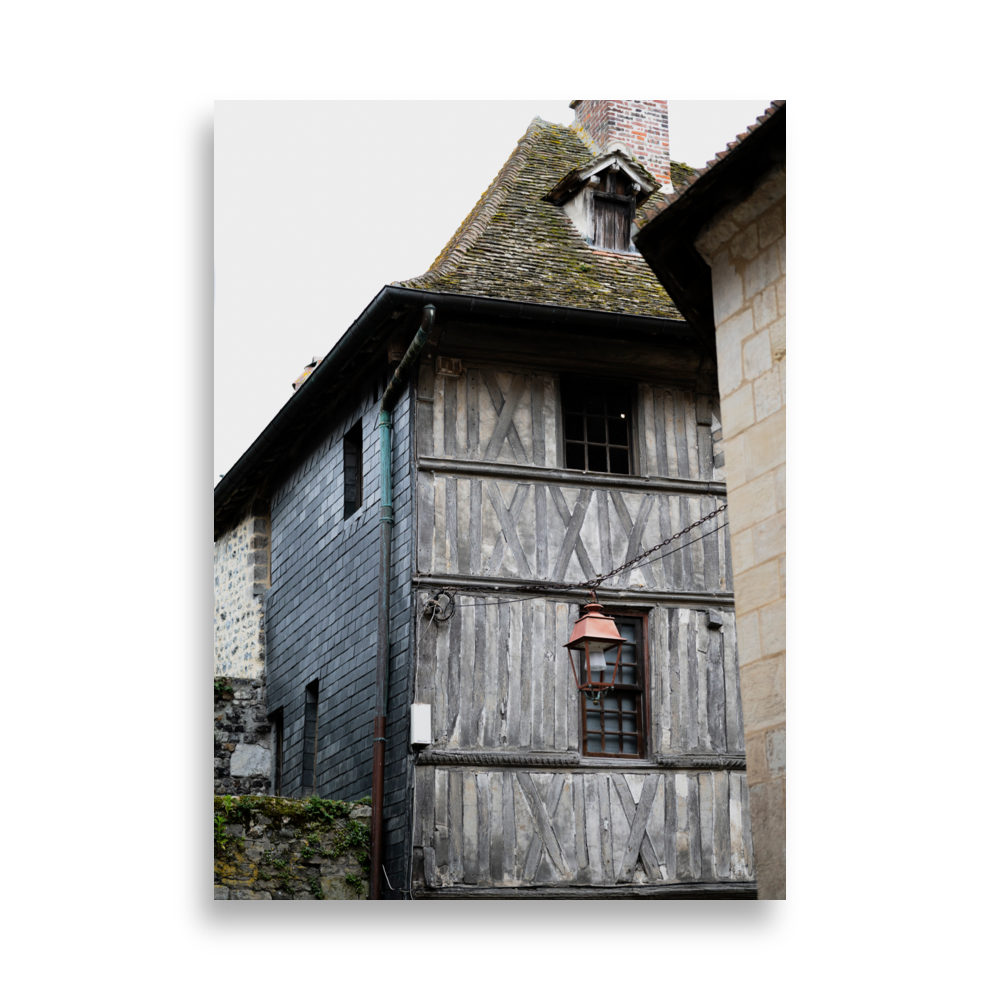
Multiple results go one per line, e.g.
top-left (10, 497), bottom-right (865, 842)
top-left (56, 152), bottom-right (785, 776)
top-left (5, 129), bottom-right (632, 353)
top-left (214, 794), bottom-right (371, 899)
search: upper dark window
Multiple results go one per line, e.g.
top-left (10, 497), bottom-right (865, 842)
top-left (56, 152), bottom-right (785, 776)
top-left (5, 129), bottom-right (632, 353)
top-left (343, 421), bottom-right (363, 519)
top-left (563, 381), bottom-right (632, 475)
top-left (593, 168), bottom-right (635, 252)
top-left (581, 613), bottom-right (647, 758)
top-left (302, 681), bottom-right (319, 794)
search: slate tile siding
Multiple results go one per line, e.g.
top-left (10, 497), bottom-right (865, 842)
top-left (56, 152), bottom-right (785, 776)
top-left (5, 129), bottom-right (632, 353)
top-left (265, 383), bottom-right (415, 897)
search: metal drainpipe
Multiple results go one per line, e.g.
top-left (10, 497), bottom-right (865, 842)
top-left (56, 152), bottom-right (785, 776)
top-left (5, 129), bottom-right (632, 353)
top-left (370, 303), bottom-right (435, 900)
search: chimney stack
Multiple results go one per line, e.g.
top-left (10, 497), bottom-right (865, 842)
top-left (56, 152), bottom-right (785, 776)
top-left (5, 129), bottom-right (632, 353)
top-left (292, 355), bottom-right (326, 392)
top-left (570, 100), bottom-right (671, 190)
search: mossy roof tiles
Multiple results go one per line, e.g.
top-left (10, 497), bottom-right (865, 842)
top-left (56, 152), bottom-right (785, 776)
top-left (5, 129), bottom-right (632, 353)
top-left (395, 118), bottom-right (683, 321)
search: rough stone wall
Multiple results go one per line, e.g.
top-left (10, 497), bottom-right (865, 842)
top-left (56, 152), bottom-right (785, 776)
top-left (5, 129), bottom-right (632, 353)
top-left (214, 499), bottom-right (270, 680)
top-left (694, 163), bottom-right (785, 899)
top-left (214, 795), bottom-right (371, 900)
top-left (214, 677), bottom-right (272, 795)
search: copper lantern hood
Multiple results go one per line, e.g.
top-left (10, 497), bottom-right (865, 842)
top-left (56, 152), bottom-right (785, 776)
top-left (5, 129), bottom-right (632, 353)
top-left (564, 592), bottom-right (626, 701)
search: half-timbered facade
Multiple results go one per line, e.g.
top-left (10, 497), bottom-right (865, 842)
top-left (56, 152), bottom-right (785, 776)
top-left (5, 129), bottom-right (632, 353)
top-left (214, 100), bottom-right (756, 899)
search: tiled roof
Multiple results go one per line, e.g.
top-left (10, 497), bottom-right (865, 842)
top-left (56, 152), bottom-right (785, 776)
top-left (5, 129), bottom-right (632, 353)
top-left (635, 101), bottom-right (786, 230)
top-left (395, 118), bottom-right (684, 320)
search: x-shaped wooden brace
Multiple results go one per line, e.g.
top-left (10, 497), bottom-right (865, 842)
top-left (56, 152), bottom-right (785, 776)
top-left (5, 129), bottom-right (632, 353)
top-left (611, 773), bottom-right (661, 883)
top-left (516, 771), bottom-right (572, 880)
top-left (549, 486), bottom-right (595, 581)
top-left (484, 482), bottom-right (532, 577)
top-left (482, 371), bottom-right (528, 463)
top-left (610, 492), bottom-right (658, 588)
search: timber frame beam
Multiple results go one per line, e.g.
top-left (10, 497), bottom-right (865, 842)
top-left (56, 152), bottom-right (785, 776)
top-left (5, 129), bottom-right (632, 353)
top-left (411, 881), bottom-right (758, 899)
top-left (417, 457), bottom-right (727, 497)
top-left (413, 573), bottom-right (736, 608)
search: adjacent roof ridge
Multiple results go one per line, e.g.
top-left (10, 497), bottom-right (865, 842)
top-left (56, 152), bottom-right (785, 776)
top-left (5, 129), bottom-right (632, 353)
top-left (397, 118), bottom-right (546, 285)
top-left (637, 101), bottom-right (785, 228)
top-left (667, 101), bottom-right (785, 203)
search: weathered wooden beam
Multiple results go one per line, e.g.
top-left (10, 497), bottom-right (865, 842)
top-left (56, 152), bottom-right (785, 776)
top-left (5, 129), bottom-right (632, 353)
top-left (417, 751), bottom-right (581, 767)
top-left (411, 881), bottom-right (758, 899)
top-left (413, 573), bottom-right (736, 608)
top-left (415, 750), bottom-right (746, 771)
top-left (653, 754), bottom-right (747, 770)
top-left (417, 457), bottom-right (727, 497)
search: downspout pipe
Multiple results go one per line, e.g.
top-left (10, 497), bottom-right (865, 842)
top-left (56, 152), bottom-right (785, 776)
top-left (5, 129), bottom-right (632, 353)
top-left (371, 303), bottom-right (435, 900)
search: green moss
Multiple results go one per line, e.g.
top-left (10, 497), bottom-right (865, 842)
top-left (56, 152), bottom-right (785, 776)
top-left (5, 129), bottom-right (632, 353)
top-left (214, 795), bottom-right (371, 893)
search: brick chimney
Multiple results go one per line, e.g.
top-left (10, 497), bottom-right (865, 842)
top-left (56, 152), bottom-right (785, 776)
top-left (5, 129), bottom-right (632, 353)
top-left (292, 355), bottom-right (326, 392)
top-left (570, 100), bottom-right (671, 189)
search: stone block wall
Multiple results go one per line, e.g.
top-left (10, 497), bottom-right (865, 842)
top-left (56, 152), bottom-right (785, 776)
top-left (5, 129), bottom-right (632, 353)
top-left (214, 677), bottom-right (272, 795)
top-left (214, 499), bottom-right (270, 680)
top-left (214, 795), bottom-right (371, 900)
top-left (694, 163), bottom-right (785, 899)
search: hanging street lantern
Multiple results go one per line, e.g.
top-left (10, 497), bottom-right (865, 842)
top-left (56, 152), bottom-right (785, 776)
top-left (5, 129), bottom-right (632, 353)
top-left (564, 593), bottom-right (626, 701)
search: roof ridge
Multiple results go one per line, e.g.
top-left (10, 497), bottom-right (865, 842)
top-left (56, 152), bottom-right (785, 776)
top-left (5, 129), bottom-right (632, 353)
top-left (397, 118), bottom-right (546, 285)
top-left (637, 101), bottom-right (785, 227)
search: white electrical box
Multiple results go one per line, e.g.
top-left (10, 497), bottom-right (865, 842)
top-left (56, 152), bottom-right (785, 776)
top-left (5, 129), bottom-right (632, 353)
top-left (410, 703), bottom-right (432, 749)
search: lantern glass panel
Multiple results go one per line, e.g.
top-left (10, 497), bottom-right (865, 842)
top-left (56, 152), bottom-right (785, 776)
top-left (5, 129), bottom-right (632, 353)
top-left (587, 644), bottom-right (608, 674)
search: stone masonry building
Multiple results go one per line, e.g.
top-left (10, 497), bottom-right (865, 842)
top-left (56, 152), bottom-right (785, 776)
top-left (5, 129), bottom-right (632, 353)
top-left (635, 101), bottom-right (786, 898)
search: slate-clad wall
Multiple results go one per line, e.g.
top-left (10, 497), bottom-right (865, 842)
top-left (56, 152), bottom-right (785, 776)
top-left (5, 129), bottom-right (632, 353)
top-left (415, 597), bottom-right (743, 757)
top-left (265, 383), bottom-right (414, 897)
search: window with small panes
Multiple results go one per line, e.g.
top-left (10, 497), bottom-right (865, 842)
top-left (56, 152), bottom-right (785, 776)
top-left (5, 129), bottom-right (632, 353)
top-left (581, 612), bottom-right (647, 758)
top-left (562, 381), bottom-right (632, 475)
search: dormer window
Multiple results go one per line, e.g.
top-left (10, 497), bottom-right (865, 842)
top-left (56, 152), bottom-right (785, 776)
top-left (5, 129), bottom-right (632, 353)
top-left (546, 149), bottom-right (658, 254)
top-left (592, 166), bottom-right (639, 252)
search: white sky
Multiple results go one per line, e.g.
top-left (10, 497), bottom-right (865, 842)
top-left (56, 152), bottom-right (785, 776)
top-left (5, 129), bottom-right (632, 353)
top-left (215, 100), bottom-right (772, 483)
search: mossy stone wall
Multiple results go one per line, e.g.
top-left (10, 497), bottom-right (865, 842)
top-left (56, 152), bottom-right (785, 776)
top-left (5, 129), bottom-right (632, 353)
top-left (214, 795), bottom-right (371, 900)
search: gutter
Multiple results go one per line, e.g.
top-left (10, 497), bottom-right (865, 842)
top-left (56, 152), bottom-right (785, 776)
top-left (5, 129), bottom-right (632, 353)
top-left (370, 303), bottom-right (436, 900)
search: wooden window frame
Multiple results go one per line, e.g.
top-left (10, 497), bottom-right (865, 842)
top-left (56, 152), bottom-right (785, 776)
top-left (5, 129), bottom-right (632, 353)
top-left (561, 378), bottom-right (635, 475)
top-left (580, 609), bottom-right (650, 760)
top-left (592, 169), bottom-right (636, 252)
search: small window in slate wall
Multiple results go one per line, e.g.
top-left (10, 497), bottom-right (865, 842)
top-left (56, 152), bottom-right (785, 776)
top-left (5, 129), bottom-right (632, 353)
top-left (269, 708), bottom-right (284, 796)
top-left (343, 421), bottom-right (363, 519)
top-left (301, 682), bottom-right (319, 795)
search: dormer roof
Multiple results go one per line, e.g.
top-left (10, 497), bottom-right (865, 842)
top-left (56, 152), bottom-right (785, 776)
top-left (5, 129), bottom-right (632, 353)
top-left (395, 118), bottom-right (683, 321)
top-left (545, 148), bottom-right (660, 207)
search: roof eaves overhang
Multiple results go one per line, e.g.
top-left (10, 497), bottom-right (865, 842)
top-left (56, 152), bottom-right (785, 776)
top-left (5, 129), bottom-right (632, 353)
top-left (633, 103), bottom-right (786, 343)
top-left (214, 286), bottom-right (696, 537)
